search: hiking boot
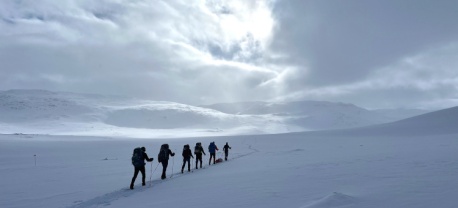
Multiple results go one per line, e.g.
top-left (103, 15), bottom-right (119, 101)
top-left (142, 182), bottom-right (145, 186)
top-left (161, 175), bottom-right (166, 180)
top-left (130, 184), bottom-right (134, 190)
top-left (181, 169), bottom-right (184, 174)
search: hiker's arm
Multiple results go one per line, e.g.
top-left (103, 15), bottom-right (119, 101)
top-left (144, 153), bottom-right (153, 162)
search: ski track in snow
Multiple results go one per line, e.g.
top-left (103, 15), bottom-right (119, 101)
top-left (67, 142), bottom-right (259, 208)
top-left (301, 192), bottom-right (357, 208)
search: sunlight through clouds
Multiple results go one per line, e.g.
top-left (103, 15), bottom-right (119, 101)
top-left (1, 0), bottom-right (458, 109)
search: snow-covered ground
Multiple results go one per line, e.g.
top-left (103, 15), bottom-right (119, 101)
top-left (1, 105), bottom-right (458, 208)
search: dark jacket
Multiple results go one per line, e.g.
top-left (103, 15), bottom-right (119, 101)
top-left (159, 149), bottom-right (175, 163)
top-left (223, 144), bottom-right (231, 153)
top-left (143, 152), bottom-right (154, 162)
top-left (194, 145), bottom-right (206, 155)
top-left (182, 149), bottom-right (194, 159)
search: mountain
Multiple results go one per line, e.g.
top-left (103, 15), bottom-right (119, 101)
top-left (313, 105), bottom-right (458, 136)
top-left (0, 90), bottom-right (291, 136)
top-left (365, 105), bottom-right (458, 135)
top-left (201, 101), bottom-right (430, 130)
top-left (0, 90), bottom-right (430, 136)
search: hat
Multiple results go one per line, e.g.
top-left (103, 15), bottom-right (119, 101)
top-left (141, 147), bottom-right (146, 151)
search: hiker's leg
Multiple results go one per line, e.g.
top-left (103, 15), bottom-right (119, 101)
top-left (130, 167), bottom-right (140, 188)
top-left (161, 162), bottom-right (168, 179)
top-left (195, 156), bottom-right (198, 169)
top-left (187, 158), bottom-right (191, 171)
top-left (140, 167), bottom-right (146, 185)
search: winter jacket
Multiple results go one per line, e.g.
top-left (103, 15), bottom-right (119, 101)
top-left (182, 149), bottom-right (194, 159)
top-left (223, 144), bottom-right (231, 153)
top-left (208, 142), bottom-right (219, 154)
top-left (194, 145), bottom-right (206, 155)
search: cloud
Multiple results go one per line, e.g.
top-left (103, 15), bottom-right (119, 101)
top-left (276, 42), bottom-right (458, 109)
top-left (270, 0), bottom-right (458, 86)
top-left (0, 0), bottom-right (281, 104)
top-left (1, 0), bottom-right (458, 109)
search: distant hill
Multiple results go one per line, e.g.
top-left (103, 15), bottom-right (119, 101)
top-left (201, 101), bottom-right (430, 130)
top-left (367, 105), bottom-right (458, 135)
top-left (311, 105), bottom-right (458, 136)
top-left (0, 90), bottom-right (431, 136)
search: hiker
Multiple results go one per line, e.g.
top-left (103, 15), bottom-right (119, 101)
top-left (181, 144), bottom-right (194, 173)
top-left (208, 142), bottom-right (219, 165)
top-left (130, 147), bottom-right (154, 189)
top-left (194, 142), bottom-right (206, 169)
top-left (223, 142), bottom-right (231, 161)
top-left (158, 144), bottom-right (175, 180)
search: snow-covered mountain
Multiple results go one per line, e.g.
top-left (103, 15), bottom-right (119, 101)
top-left (353, 105), bottom-right (458, 136)
top-left (0, 89), bottom-right (429, 136)
top-left (201, 101), bottom-right (430, 130)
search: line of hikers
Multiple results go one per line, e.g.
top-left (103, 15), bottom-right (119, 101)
top-left (130, 141), bottom-right (231, 189)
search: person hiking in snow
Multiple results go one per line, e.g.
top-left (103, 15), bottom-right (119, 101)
top-left (130, 147), bottom-right (154, 190)
top-left (194, 142), bottom-right (206, 169)
top-left (208, 142), bottom-right (219, 165)
top-left (158, 144), bottom-right (175, 180)
top-left (181, 144), bottom-right (194, 173)
top-left (223, 142), bottom-right (231, 161)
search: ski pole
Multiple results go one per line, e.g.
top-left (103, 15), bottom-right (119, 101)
top-left (171, 149), bottom-right (175, 178)
top-left (150, 163), bottom-right (160, 187)
top-left (149, 162), bottom-right (153, 186)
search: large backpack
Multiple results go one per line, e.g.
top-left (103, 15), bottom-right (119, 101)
top-left (131, 147), bottom-right (145, 167)
top-left (158, 144), bottom-right (169, 163)
top-left (209, 142), bottom-right (216, 153)
top-left (194, 143), bottom-right (201, 154)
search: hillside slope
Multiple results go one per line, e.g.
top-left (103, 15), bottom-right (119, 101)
top-left (0, 90), bottom-right (431, 136)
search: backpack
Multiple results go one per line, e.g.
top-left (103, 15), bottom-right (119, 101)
top-left (158, 144), bottom-right (169, 163)
top-left (131, 147), bottom-right (145, 167)
top-left (209, 142), bottom-right (216, 153)
top-left (194, 143), bottom-right (201, 154)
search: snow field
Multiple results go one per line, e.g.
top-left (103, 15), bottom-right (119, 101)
top-left (2, 132), bottom-right (458, 208)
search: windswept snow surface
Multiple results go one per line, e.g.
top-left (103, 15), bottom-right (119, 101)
top-left (1, 133), bottom-right (458, 208)
top-left (2, 105), bottom-right (458, 208)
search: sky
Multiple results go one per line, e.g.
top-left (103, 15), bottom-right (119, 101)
top-left (1, 0), bottom-right (458, 110)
